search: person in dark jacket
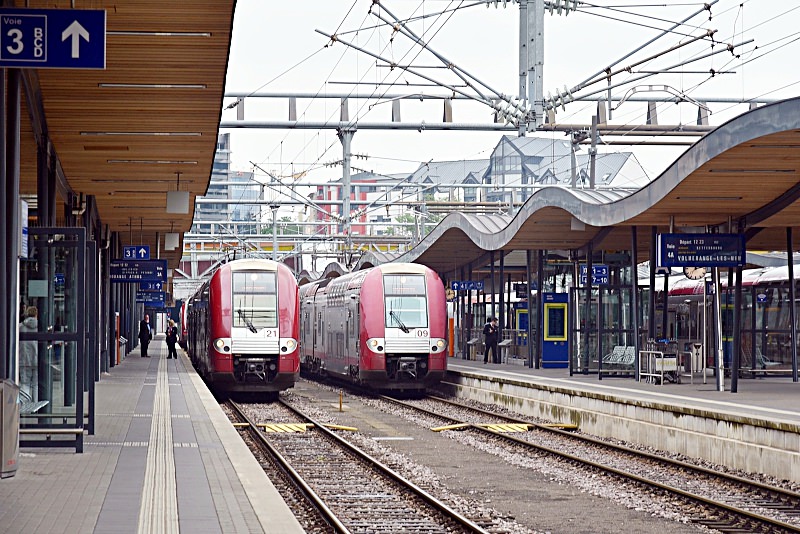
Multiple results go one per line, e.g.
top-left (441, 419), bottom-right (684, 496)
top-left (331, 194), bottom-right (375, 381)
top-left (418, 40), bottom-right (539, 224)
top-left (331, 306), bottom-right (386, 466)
top-left (166, 319), bottom-right (179, 359)
top-left (483, 317), bottom-right (499, 364)
top-left (138, 314), bottom-right (152, 357)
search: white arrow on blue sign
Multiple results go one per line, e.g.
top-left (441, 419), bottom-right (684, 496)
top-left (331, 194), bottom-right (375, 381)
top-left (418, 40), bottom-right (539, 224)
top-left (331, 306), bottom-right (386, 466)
top-left (0, 7), bottom-right (106, 69)
top-left (123, 245), bottom-right (150, 260)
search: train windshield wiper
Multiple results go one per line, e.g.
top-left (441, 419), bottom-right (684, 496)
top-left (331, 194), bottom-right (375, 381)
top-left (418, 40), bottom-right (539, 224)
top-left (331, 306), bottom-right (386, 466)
top-left (237, 309), bottom-right (258, 333)
top-left (389, 310), bottom-right (410, 333)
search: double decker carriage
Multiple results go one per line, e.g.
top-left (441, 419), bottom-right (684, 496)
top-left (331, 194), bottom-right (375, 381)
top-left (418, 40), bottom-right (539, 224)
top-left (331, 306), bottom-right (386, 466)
top-left (300, 263), bottom-right (448, 391)
top-left (186, 258), bottom-right (299, 395)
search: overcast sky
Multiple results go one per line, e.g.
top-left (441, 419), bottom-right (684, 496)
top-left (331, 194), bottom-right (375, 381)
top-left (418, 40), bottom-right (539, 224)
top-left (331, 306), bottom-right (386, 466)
top-left (221, 1), bottom-right (800, 191)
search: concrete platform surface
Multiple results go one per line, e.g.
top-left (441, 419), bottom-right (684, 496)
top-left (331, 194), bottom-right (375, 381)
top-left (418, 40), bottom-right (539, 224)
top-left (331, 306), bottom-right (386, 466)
top-left (0, 336), bottom-right (303, 534)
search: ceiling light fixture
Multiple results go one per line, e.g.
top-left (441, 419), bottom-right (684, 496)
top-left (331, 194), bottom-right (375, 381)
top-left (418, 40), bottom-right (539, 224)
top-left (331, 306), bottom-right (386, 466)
top-left (708, 169), bottom-right (794, 173)
top-left (83, 145), bottom-right (129, 151)
top-left (676, 196), bottom-right (743, 201)
top-left (91, 178), bottom-right (194, 183)
top-left (166, 172), bottom-right (190, 214)
top-left (747, 144), bottom-right (800, 149)
top-left (81, 131), bottom-right (202, 136)
top-left (107, 31), bottom-right (211, 37)
top-left (98, 83), bottom-right (206, 89)
top-left (107, 159), bottom-right (197, 164)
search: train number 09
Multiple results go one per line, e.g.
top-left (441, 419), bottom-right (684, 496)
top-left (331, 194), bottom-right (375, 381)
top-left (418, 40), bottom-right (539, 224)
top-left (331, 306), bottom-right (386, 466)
top-left (416, 329), bottom-right (428, 337)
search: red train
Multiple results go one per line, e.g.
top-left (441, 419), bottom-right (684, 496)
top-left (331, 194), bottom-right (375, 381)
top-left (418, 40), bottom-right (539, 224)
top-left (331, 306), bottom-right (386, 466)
top-left (185, 258), bottom-right (300, 395)
top-left (300, 263), bottom-right (448, 391)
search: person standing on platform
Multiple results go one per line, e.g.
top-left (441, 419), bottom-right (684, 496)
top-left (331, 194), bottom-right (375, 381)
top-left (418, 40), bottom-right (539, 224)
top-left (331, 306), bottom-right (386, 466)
top-left (138, 313), bottom-right (152, 357)
top-left (19, 306), bottom-right (39, 401)
top-left (483, 316), bottom-right (499, 364)
top-left (166, 319), bottom-right (179, 359)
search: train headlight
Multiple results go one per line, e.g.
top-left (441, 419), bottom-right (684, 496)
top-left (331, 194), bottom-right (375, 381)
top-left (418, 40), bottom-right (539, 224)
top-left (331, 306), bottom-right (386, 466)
top-left (280, 338), bottom-right (298, 354)
top-left (431, 338), bottom-right (447, 352)
top-left (367, 338), bottom-right (385, 353)
top-left (213, 338), bottom-right (231, 353)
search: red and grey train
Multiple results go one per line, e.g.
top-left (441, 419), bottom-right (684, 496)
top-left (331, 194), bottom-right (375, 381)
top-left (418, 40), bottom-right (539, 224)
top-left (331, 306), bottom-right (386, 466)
top-left (300, 263), bottom-right (448, 391)
top-left (185, 258), bottom-right (300, 394)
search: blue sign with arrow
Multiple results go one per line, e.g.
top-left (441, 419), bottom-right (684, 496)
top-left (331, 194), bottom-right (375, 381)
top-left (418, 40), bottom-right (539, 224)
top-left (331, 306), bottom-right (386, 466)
top-left (139, 281), bottom-right (163, 292)
top-left (450, 280), bottom-right (484, 291)
top-left (0, 7), bottom-right (106, 69)
top-left (123, 245), bottom-right (150, 260)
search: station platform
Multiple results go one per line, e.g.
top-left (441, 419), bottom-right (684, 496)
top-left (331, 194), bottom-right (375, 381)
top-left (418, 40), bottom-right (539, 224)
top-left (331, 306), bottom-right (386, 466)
top-left (0, 336), bottom-right (303, 534)
top-left (443, 357), bottom-right (800, 483)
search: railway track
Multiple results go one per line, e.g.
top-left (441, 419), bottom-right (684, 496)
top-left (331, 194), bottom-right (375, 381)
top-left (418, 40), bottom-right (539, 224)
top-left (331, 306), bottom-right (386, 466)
top-left (378, 394), bottom-right (800, 534)
top-left (227, 399), bottom-right (489, 534)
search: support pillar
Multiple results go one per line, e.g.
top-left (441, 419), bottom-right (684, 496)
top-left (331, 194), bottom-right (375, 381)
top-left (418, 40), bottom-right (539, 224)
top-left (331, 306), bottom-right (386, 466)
top-left (0, 68), bottom-right (6, 380)
top-left (498, 253), bottom-right (505, 334)
top-left (583, 243), bottom-right (592, 374)
top-left (4, 70), bottom-right (21, 380)
top-left (631, 227), bottom-right (641, 380)
top-left (536, 250), bottom-right (544, 370)
top-left (731, 265), bottom-right (743, 393)
top-left (490, 251), bottom-right (496, 320)
top-left (526, 250), bottom-right (534, 367)
top-left (789, 228), bottom-right (798, 382)
top-left (648, 227), bottom-right (657, 344)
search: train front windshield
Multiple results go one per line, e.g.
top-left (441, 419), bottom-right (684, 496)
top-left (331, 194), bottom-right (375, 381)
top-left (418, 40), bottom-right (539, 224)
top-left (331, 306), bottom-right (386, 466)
top-left (232, 271), bottom-right (278, 329)
top-left (384, 274), bottom-right (428, 329)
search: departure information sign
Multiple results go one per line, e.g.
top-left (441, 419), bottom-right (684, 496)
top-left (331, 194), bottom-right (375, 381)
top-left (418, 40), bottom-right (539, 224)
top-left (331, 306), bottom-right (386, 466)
top-left (657, 233), bottom-right (745, 268)
top-left (110, 259), bottom-right (167, 283)
top-left (136, 291), bottom-right (165, 304)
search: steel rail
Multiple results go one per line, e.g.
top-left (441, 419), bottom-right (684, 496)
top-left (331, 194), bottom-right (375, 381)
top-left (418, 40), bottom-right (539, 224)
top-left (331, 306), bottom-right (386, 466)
top-left (228, 401), bottom-right (351, 534)
top-left (379, 394), bottom-right (800, 533)
top-left (277, 398), bottom-right (489, 534)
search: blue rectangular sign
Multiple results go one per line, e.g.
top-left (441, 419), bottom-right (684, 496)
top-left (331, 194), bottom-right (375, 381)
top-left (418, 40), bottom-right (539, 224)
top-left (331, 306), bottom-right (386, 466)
top-left (110, 259), bottom-right (167, 283)
top-left (123, 245), bottom-right (150, 260)
top-left (136, 291), bottom-right (166, 304)
top-left (0, 7), bottom-right (106, 69)
top-left (579, 264), bottom-right (609, 286)
top-left (450, 280), bottom-right (484, 291)
top-left (658, 233), bottom-right (745, 268)
top-left (139, 281), bottom-right (163, 292)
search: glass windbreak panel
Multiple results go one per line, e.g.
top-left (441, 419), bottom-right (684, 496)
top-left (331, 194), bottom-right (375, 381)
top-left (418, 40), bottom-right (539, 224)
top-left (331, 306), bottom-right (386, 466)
top-left (21, 235), bottom-right (80, 334)
top-left (384, 274), bottom-right (428, 329)
top-left (232, 271), bottom-right (277, 329)
top-left (20, 340), bottom-right (80, 425)
top-left (19, 231), bottom-right (83, 428)
top-left (600, 288), bottom-right (632, 331)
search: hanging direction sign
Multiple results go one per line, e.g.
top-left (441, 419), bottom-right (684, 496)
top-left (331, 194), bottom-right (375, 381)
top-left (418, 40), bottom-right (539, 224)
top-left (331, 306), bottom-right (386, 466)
top-left (110, 259), bottom-right (167, 283)
top-left (450, 280), bottom-right (484, 291)
top-left (136, 291), bottom-right (165, 304)
top-left (0, 7), bottom-right (106, 69)
top-left (139, 281), bottom-right (163, 292)
top-left (657, 233), bottom-right (745, 268)
top-left (123, 245), bottom-right (150, 260)
top-left (579, 264), bottom-right (609, 285)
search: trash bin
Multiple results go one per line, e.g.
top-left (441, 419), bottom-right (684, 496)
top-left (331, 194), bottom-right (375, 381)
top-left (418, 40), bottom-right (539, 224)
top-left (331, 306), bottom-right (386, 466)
top-left (1, 380), bottom-right (20, 479)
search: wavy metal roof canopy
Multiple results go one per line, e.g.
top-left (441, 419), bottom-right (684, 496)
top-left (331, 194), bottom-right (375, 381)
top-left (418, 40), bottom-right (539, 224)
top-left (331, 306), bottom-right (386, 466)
top-left (395, 97), bottom-right (800, 276)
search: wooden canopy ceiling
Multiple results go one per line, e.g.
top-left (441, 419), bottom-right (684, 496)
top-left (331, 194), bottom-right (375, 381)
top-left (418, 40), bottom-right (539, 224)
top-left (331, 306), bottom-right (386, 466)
top-left (17, 0), bottom-right (235, 267)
